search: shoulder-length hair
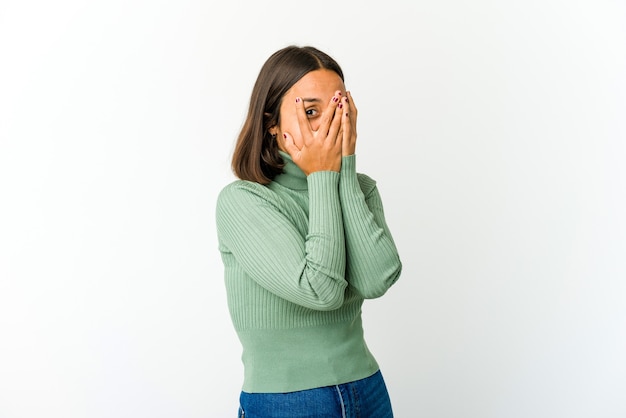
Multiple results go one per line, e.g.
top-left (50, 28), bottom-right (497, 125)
top-left (232, 45), bottom-right (344, 184)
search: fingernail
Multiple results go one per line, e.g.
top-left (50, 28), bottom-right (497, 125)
top-left (333, 97), bottom-right (338, 103)
top-left (338, 103), bottom-right (343, 109)
top-left (283, 134), bottom-right (287, 138)
top-left (295, 97), bottom-right (301, 103)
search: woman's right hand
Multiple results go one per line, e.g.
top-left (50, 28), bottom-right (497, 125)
top-left (282, 92), bottom-right (344, 175)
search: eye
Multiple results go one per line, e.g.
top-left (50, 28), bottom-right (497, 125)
top-left (305, 108), bottom-right (318, 118)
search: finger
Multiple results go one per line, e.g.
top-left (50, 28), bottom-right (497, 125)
top-left (317, 94), bottom-right (341, 137)
top-left (341, 99), bottom-right (351, 139)
top-left (294, 97), bottom-right (313, 144)
top-left (281, 132), bottom-right (301, 159)
top-left (346, 91), bottom-right (357, 114)
top-left (341, 100), bottom-right (352, 154)
top-left (346, 91), bottom-right (358, 130)
top-left (326, 99), bottom-right (344, 144)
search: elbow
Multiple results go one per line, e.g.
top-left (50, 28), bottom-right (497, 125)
top-left (308, 276), bottom-right (347, 311)
top-left (315, 295), bottom-right (345, 311)
top-left (387, 259), bottom-right (402, 290)
top-left (311, 286), bottom-right (345, 311)
top-left (360, 259), bottom-right (402, 299)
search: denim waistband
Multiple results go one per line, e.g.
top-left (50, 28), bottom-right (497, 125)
top-left (238, 370), bottom-right (393, 418)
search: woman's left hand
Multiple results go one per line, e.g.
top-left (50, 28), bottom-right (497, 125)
top-left (341, 91), bottom-right (358, 156)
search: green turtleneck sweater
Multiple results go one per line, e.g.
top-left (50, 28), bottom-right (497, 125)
top-left (216, 152), bottom-right (402, 393)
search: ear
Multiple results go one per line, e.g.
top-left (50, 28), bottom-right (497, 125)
top-left (268, 126), bottom-right (278, 136)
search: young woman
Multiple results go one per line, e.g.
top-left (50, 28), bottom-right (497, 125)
top-left (216, 45), bottom-right (402, 418)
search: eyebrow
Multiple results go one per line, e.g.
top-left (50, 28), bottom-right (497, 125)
top-left (302, 98), bottom-right (321, 103)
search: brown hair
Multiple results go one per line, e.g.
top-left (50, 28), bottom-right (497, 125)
top-left (232, 45), bottom-right (344, 184)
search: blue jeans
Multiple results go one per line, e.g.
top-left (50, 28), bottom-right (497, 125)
top-left (238, 370), bottom-right (393, 418)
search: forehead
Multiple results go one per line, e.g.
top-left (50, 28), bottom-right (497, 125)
top-left (287, 69), bottom-right (345, 97)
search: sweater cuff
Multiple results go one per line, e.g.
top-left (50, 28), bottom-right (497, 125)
top-left (307, 171), bottom-right (341, 206)
top-left (306, 170), bottom-right (343, 254)
top-left (341, 154), bottom-right (357, 177)
top-left (339, 154), bottom-right (361, 195)
top-left (307, 170), bottom-right (340, 186)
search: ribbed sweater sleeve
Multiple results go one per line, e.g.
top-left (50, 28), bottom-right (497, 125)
top-left (339, 155), bottom-right (402, 298)
top-left (216, 171), bottom-right (347, 311)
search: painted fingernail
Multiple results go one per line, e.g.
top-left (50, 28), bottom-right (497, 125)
top-left (295, 97), bottom-right (301, 103)
top-left (333, 96), bottom-right (338, 103)
top-left (338, 103), bottom-right (343, 109)
top-left (283, 134), bottom-right (287, 138)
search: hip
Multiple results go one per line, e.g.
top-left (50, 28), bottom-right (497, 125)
top-left (238, 370), bottom-right (393, 418)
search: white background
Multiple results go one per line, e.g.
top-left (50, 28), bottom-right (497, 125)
top-left (1, 0), bottom-right (625, 417)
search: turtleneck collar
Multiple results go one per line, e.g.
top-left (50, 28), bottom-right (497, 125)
top-left (273, 151), bottom-right (308, 191)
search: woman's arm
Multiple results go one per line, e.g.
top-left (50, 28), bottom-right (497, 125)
top-left (216, 173), bottom-right (347, 311)
top-left (337, 92), bottom-right (401, 298)
top-left (339, 155), bottom-right (402, 298)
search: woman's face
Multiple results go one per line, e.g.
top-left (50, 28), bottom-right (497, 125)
top-left (272, 69), bottom-right (346, 151)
